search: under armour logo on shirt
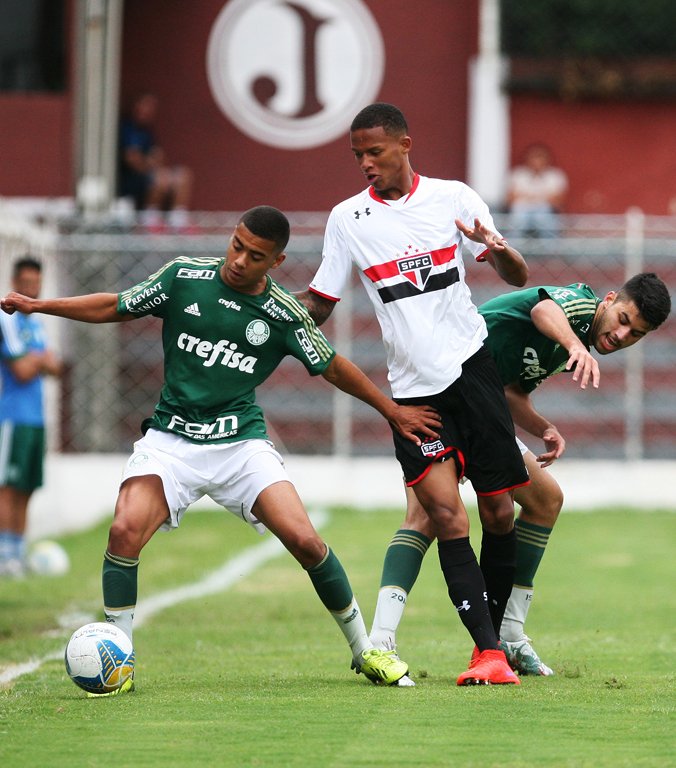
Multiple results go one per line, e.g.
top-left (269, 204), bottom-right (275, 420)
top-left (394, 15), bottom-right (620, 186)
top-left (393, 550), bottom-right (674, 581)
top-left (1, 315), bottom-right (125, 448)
top-left (354, 207), bottom-right (371, 219)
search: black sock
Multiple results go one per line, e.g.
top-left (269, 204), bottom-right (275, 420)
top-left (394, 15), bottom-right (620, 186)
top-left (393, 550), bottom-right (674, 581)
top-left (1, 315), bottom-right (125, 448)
top-left (480, 528), bottom-right (517, 636)
top-left (437, 537), bottom-right (498, 651)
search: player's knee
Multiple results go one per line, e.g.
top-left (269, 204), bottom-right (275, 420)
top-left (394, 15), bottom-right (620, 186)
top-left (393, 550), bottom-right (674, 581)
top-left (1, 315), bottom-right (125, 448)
top-left (107, 516), bottom-right (143, 554)
top-left (284, 529), bottom-right (326, 567)
top-left (545, 483), bottom-right (564, 523)
top-left (523, 480), bottom-right (564, 526)
top-left (403, 499), bottom-right (435, 537)
top-left (478, 495), bottom-right (515, 534)
top-left (423, 503), bottom-right (468, 539)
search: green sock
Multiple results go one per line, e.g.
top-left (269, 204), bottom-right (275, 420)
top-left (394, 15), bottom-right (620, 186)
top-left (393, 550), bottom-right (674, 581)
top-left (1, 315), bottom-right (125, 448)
top-left (514, 519), bottom-right (552, 588)
top-left (306, 546), bottom-right (353, 611)
top-left (380, 529), bottom-right (431, 592)
top-left (369, 529), bottom-right (431, 649)
top-left (102, 550), bottom-right (139, 641)
top-left (307, 546), bottom-right (370, 659)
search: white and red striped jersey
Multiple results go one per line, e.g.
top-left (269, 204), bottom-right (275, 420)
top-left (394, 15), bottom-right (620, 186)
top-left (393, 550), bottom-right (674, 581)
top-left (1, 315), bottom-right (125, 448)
top-left (309, 174), bottom-right (501, 398)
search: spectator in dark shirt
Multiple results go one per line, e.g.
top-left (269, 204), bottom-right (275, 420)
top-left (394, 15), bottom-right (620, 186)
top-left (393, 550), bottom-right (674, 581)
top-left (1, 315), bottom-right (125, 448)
top-left (118, 92), bottom-right (193, 232)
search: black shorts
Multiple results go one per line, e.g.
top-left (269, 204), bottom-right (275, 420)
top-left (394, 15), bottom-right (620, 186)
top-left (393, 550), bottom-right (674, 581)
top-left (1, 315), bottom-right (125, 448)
top-left (391, 345), bottom-right (529, 495)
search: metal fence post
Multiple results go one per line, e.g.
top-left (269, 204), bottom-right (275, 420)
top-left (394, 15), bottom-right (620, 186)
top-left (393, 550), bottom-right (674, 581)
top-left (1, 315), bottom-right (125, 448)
top-left (624, 207), bottom-right (645, 460)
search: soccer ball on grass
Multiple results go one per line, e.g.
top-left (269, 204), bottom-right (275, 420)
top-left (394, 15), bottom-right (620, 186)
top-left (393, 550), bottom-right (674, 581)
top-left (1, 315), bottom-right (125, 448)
top-left (65, 622), bottom-right (135, 695)
top-left (27, 539), bottom-right (70, 576)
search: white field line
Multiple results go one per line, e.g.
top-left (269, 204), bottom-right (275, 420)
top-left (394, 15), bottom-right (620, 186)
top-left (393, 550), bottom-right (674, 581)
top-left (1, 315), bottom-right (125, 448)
top-left (0, 509), bottom-right (329, 686)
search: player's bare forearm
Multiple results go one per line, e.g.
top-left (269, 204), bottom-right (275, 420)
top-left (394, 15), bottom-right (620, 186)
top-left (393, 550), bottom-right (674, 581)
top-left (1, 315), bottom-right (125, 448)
top-left (41, 349), bottom-right (64, 377)
top-left (504, 384), bottom-right (553, 441)
top-left (322, 354), bottom-right (440, 444)
top-left (0, 292), bottom-right (126, 324)
top-left (504, 384), bottom-right (565, 465)
top-left (531, 300), bottom-right (600, 388)
top-left (488, 244), bottom-right (528, 287)
top-left (294, 289), bottom-right (336, 326)
top-left (8, 352), bottom-right (46, 383)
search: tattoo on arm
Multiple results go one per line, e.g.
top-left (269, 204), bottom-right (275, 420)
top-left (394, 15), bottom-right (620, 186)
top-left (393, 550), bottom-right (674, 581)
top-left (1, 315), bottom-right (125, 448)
top-left (294, 290), bottom-right (336, 326)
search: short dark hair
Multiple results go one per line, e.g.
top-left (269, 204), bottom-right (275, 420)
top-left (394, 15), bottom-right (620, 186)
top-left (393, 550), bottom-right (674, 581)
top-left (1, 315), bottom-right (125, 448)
top-left (239, 206), bottom-right (290, 252)
top-left (13, 256), bottom-right (42, 278)
top-left (616, 272), bottom-right (671, 329)
top-left (350, 102), bottom-right (408, 137)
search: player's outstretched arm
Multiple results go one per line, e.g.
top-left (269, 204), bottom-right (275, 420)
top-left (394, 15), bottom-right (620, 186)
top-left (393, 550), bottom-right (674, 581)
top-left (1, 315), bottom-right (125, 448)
top-left (530, 299), bottom-right (600, 389)
top-left (504, 383), bottom-right (566, 467)
top-left (294, 290), bottom-right (336, 327)
top-left (1, 292), bottom-right (127, 324)
top-left (321, 354), bottom-right (441, 445)
top-left (456, 217), bottom-right (528, 287)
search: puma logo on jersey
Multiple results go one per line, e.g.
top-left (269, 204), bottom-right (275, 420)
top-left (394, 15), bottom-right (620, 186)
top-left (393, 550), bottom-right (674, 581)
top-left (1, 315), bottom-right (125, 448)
top-left (184, 303), bottom-right (201, 316)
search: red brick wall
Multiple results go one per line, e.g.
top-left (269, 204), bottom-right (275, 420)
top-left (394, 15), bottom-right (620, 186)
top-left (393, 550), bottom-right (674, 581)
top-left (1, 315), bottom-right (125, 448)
top-left (119, 0), bottom-right (479, 211)
top-left (1, 0), bottom-right (673, 216)
top-left (510, 95), bottom-right (676, 215)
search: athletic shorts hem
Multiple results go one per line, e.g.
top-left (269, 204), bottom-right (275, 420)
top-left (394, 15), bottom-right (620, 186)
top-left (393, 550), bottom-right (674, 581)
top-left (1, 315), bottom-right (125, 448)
top-left (475, 478), bottom-right (531, 497)
top-left (404, 446), bottom-right (465, 486)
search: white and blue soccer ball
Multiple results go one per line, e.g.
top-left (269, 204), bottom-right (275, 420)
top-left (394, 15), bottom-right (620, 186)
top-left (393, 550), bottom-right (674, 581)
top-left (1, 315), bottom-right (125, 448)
top-left (65, 622), bottom-right (135, 695)
top-left (28, 540), bottom-right (70, 576)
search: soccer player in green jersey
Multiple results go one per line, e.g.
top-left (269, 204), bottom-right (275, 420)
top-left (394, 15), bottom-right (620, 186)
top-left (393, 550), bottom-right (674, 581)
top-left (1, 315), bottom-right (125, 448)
top-left (0, 205), bottom-right (441, 691)
top-left (366, 273), bottom-right (670, 677)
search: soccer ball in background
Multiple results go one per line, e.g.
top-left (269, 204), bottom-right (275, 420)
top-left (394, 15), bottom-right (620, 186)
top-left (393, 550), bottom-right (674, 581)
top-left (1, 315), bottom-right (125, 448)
top-left (65, 622), bottom-right (135, 695)
top-left (27, 540), bottom-right (70, 576)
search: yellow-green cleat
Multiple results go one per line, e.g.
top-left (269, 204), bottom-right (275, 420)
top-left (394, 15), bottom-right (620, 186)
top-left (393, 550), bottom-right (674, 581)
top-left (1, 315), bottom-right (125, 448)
top-left (86, 676), bottom-right (135, 698)
top-left (352, 648), bottom-right (409, 686)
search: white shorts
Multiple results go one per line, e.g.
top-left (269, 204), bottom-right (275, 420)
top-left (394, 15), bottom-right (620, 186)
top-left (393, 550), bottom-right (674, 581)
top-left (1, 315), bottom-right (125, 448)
top-left (120, 429), bottom-right (290, 535)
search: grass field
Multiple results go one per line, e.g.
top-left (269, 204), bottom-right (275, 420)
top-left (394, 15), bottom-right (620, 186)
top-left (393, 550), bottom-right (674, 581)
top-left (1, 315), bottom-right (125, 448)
top-left (1, 505), bottom-right (674, 767)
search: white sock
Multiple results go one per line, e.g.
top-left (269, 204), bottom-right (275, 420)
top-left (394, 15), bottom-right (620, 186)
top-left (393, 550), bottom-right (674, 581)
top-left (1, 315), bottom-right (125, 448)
top-left (330, 598), bottom-right (371, 661)
top-left (369, 586), bottom-right (407, 650)
top-left (500, 586), bottom-right (533, 642)
top-left (167, 207), bottom-right (189, 228)
top-left (140, 208), bottom-right (161, 226)
top-left (104, 608), bottom-right (134, 643)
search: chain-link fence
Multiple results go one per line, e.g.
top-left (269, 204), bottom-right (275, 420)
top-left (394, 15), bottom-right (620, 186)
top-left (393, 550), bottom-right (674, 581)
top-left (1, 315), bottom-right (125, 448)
top-left (2, 208), bottom-right (675, 460)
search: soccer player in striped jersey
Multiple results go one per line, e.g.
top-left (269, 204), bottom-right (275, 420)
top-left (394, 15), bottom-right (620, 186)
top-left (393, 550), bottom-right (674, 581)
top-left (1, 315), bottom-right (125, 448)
top-left (297, 102), bottom-right (531, 686)
top-left (368, 274), bottom-right (671, 677)
top-left (0, 205), bottom-right (442, 690)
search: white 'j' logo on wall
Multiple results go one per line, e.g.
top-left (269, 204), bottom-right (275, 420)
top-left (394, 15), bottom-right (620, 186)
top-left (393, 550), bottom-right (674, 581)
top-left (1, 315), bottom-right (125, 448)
top-left (206, 0), bottom-right (385, 149)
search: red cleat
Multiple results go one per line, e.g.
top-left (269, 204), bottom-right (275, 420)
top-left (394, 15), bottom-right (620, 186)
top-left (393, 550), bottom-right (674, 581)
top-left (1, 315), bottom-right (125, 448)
top-left (457, 648), bottom-right (520, 686)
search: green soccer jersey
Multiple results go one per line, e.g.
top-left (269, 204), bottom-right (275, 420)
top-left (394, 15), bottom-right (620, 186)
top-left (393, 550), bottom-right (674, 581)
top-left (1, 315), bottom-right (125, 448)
top-left (117, 256), bottom-right (336, 443)
top-left (479, 283), bottom-right (600, 393)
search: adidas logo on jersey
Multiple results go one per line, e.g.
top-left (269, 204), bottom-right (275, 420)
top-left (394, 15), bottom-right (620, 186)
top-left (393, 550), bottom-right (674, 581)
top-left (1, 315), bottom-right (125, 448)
top-left (184, 303), bottom-right (201, 316)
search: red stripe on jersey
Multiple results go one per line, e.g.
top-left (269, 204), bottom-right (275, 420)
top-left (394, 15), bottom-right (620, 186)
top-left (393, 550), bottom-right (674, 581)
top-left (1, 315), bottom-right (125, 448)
top-left (308, 286), bottom-right (340, 302)
top-left (368, 173), bottom-right (420, 205)
top-left (363, 244), bottom-right (457, 283)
